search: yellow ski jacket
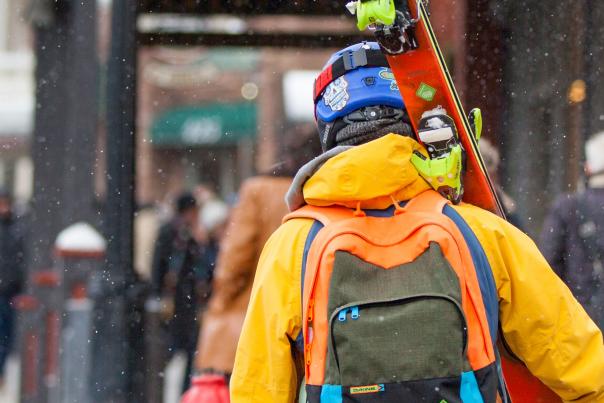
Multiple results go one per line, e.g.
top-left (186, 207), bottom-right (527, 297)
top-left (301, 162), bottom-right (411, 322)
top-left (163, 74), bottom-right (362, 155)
top-left (231, 134), bottom-right (604, 403)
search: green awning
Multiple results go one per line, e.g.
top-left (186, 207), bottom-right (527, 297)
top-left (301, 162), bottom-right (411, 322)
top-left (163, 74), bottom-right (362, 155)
top-left (151, 102), bottom-right (257, 147)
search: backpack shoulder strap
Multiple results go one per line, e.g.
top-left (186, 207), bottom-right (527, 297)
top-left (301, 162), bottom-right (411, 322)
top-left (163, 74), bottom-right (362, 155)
top-left (405, 190), bottom-right (451, 214)
top-left (283, 204), bottom-right (353, 226)
top-left (288, 204), bottom-right (352, 354)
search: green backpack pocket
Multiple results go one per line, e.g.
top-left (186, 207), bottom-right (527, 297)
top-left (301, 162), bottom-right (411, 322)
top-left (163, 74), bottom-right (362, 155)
top-left (320, 245), bottom-right (470, 402)
top-left (330, 294), bottom-right (467, 386)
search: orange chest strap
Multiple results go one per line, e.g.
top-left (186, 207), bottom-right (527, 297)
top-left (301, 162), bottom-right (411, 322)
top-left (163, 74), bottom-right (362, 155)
top-left (283, 204), bottom-right (354, 226)
top-left (284, 190), bottom-right (451, 226)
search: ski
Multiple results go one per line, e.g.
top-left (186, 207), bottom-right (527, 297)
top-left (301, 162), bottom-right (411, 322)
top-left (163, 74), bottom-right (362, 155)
top-left (349, 0), bottom-right (503, 215)
top-left (348, 0), bottom-right (563, 401)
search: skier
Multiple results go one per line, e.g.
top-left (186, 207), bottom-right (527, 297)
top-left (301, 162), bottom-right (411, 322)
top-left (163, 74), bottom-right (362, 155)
top-left (230, 43), bottom-right (604, 402)
top-left (151, 192), bottom-right (204, 391)
top-left (540, 130), bottom-right (604, 329)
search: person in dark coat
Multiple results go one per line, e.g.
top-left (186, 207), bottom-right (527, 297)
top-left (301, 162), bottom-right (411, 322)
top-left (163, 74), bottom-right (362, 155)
top-left (0, 189), bottom-right (25, 383)
top-left (540, 131), bottom-right (604, 329)
top-left (151, 192), bottom-right (207, 391)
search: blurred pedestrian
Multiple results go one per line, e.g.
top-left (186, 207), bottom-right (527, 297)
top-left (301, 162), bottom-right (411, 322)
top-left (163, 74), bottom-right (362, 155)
top-left (0, 189), bottom-right (25, 385)
top-left (199, 197), bottom-right (229, 250)
top-left (182, 124), bottom-right (321, 402)
top-left (479, 138), bottom-right (523, 229)
top-left (196, 197), bottom-right (230, 302)
top-left (151, 192), bottom-right (205, 391)
top-left (540, 131), bottom-right (604, 328)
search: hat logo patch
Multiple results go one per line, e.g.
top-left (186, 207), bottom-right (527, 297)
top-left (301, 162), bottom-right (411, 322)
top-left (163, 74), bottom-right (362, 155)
top-left (323, 77), bottom-right (350, 111)
top-left (379, 69), bottom-right (399, 91)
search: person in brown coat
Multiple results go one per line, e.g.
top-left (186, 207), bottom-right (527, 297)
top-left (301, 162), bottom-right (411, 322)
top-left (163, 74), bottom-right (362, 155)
top-left (192, 125), bottom-right (321, 378)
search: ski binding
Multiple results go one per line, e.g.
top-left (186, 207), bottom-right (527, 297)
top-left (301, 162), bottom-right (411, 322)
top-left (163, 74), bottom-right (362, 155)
top-left (411, 107), bottom-right (464, 203)
top-left (348, 0), bottom-right (420, 54)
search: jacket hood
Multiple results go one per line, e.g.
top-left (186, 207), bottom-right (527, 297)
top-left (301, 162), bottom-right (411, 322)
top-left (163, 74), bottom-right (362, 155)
top-left (286, 134), bottom-right (431, 211)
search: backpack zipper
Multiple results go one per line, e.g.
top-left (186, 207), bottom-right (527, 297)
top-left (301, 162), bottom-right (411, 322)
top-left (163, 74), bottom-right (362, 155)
top-left (337, 306), bottom-right (361, 322)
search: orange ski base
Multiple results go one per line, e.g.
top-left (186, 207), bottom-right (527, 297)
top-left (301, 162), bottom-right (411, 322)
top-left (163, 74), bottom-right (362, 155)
top-left (387, 2), bottom-right (500, 215)
top-left (502, 357), bottom-right (562, 403)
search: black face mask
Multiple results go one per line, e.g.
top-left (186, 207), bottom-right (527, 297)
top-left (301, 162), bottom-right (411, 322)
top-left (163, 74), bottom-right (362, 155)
top-left (317, 106), bottom-right (414, 151)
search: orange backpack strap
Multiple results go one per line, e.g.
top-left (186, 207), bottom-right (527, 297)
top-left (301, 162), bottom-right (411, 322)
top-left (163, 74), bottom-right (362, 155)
top-left (284, 192), bottom-right (449, 225)
top-left (283, 204), bottom-right (353, 226)
top-left (285, 204), bottom-right (354, 363)
top-left (405, 189), bottom-right (451, 214)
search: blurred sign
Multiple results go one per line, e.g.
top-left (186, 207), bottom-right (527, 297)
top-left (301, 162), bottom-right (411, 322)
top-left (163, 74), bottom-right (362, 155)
top-left (151, 102), bottom-right (257, 147)
top-left (139, 0), bottom-right (343, 15)
top-left (143, 61), bottom-right (219, 88)
top-left (143, 48), bottom-right (259, 88)
top-left (138, 14), bottom-right (247, 35)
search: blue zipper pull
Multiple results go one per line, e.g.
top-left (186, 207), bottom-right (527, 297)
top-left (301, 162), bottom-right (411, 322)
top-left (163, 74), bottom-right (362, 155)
top-left (350, 306), bottom-right (359, 320)
top-left (338, 309), bottom-right (348, 322)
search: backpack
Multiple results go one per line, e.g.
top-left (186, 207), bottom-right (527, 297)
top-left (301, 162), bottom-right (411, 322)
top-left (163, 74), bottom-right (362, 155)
top-left (285, 190), bottom-right (506, 403)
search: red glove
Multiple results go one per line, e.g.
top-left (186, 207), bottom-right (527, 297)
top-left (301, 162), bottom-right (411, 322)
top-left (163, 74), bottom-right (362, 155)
top-left (181, 374), bottom-right (230, 403)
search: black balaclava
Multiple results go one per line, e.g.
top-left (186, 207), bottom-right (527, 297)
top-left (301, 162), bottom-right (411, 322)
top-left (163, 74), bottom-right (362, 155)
top-left (317, 106), bottom-right (414, 151)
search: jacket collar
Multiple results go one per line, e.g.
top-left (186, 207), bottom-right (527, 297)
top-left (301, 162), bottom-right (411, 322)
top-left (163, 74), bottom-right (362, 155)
top-left (286, 134), bottom-right (431, 211)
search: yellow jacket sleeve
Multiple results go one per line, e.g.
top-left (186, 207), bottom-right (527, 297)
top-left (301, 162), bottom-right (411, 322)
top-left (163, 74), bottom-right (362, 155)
top-left (230, 219), bottom-right (312, 403)
top-left (455, 204), bottom-right (604, 403)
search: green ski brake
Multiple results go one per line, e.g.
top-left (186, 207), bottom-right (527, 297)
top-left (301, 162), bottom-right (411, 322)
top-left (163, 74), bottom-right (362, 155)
top-left (411, 144), bottom-right (464, 204)
top-left (348, 0), bottom-right (419, 54)
top-left (351, 0), bottom-right (396, 31)
top-left (468, 108), bottom-right (482, 142)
